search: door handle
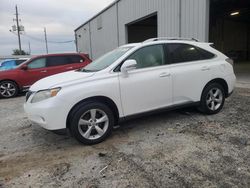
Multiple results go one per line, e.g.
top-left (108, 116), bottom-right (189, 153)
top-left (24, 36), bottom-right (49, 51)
top-left (201, 66), bottom-right (210, 71)
top-left (66, 67), bottom-right (73, 70)
top-left (159, 72), bottom-right (171, 77)
top-left (40, 70), bottom-right (47, 73)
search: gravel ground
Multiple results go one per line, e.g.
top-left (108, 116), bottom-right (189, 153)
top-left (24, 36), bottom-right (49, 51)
top-left (0, 87), bottom-right (250, 188)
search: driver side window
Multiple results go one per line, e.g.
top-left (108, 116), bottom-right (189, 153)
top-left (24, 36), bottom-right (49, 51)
top-left (27, 58), bottom-right (46, 69)
top-left (127, 45), bottom-right (165, 69)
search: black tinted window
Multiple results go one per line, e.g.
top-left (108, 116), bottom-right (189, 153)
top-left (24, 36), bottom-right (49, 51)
top-left (167, 44), bottom-right (202, 63)
top-left (68, 55), bottom-right (85, 64)
top-left (198, 48), bottom-right (215, 59)
top-left (47, 56), bottom-right (68, 67)
top-left (166, 44), bottom-right (215, 64)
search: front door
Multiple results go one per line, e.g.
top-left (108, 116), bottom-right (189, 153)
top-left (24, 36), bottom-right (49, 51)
top-left (119, 44), bottom-right (172, 116)
top-left (20, 57), bottom-right (49, 87)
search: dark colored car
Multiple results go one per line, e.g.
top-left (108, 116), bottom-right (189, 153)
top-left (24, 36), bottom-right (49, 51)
top-left (0, 53), bottom-right (91, 98)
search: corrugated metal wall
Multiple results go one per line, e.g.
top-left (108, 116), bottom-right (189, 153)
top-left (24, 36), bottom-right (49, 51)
top-left (117, 0), bottom-right (180, 45)
top-left (89, 5), bottom-right (119, 59)
top-left (76, 24), bottom-right (91, 56)
top-left (181, 0), bottom-right (209, 41)
top-left (75, 0), bottom-right (209, 59)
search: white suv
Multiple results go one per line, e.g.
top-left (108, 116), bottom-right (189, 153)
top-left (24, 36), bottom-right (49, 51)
top-left (24, 38), bottom-right (236, 145)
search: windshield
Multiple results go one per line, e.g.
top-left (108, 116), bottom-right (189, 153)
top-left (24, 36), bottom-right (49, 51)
top-left (80, 47), bottom-right (131, 72)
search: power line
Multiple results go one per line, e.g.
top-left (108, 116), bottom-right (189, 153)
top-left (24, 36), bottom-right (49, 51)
top-left (22, 33), bottom-right (74, 44)
top-left (10, 30), bottom-right (74, 44)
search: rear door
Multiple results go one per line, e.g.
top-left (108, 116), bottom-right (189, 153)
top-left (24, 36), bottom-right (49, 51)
top-left (166, 43), bottom-right (215, 104)
top-left (46, 55), bottom-right (72, 76)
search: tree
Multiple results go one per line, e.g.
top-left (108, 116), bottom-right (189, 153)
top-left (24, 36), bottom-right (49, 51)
top-left (12, 49), bottom-right (30, 55)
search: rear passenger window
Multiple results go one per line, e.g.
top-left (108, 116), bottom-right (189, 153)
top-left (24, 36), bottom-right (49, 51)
top-left (68, 55), bottom-right (85, 64)
top-left (47, 56), bottom-right (68, 67)
top-left (166, 44), bottom-right (215, 64)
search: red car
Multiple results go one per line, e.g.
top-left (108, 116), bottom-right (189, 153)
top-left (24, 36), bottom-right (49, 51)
top-left (0, 53), bottom-right (91, 98)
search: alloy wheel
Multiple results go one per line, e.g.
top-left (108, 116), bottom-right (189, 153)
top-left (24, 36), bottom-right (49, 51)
top-left (78, 109), bottom-right (109, 140)
top-left (206, 88), bottom-right (223, 111)
top-left (0, 82), bottom-right (17, 98)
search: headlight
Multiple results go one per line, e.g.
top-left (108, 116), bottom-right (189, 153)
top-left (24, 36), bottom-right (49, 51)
top-left (31, 88), bottom-right (61, 103)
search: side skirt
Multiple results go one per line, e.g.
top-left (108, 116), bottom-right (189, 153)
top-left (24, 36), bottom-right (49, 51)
top-left (118, 102), bottom-right (200, 123)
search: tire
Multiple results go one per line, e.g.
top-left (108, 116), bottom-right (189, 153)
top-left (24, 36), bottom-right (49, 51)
top-left (0, 81), bottom-right (18, 98)
top-left (199, 83), bottom-right (225, 115)
top-left (69, 101), bottom-right (114, 145)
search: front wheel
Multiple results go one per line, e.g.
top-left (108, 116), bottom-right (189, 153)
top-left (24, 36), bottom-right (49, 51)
top-left (199, 83), bottom-right (225, 115)
top-left (0, 81), bottom-right (18, 98)
top-left (69, 102), bottom-right (114, 145)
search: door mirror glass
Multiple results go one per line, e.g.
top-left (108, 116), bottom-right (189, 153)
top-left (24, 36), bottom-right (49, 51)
top-left (121, 59), bottom-right (137, 74)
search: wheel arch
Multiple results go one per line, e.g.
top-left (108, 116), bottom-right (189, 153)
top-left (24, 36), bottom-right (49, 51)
top-left (66, 96), bottom-right (120, 128)
top-left (201, 78), bottom-right (229, 100)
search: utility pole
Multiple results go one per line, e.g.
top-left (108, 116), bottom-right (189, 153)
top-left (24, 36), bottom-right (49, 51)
top-left (74, 33), bottom-right (78, 52)
top-left (44, 27), bottom-right (48, 54)
top-left (15, 5), bottom-right (22, 52)
top-left (28, 41), bottom-right (31, 55)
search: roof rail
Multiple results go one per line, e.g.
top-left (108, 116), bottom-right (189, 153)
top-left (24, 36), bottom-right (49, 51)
top-left (143, 37), bottom-right (200, 43)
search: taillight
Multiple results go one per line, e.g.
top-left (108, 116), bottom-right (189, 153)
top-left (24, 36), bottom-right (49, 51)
top-left (226, 58), bottom-right (234, 66)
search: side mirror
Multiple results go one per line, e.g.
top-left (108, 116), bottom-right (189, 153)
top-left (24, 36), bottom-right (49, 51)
top-left (121, 59), bottom-right (137, 74)
top-left (21, 64), bottom-right (28, 70)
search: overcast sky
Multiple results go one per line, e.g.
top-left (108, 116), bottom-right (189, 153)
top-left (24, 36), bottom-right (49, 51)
top-left (0, 0), bottom-right (114, 55)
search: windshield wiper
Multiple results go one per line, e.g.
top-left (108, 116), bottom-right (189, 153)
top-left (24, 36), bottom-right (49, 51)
top-left (79, 68), bottom-right (96, 73)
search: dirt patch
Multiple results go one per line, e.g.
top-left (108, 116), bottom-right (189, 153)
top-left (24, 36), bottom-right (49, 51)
top-left (0, 88), bottom-right (250, 187)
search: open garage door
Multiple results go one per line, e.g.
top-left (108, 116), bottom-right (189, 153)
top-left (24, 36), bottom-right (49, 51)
top-left (126, 14), bottom-right (157, 43)
top-left (210, 0), bottom-right (250, 85)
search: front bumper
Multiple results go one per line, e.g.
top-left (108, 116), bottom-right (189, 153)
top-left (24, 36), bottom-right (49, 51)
top-left (24, 95), bottom-right (71, 130)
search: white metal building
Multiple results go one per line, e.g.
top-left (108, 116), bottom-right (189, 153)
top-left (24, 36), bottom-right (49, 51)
top-left (75, 0), bottom-right (250, 63)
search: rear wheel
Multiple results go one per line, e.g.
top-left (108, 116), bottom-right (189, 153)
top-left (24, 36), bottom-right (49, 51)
top-left (69, 102), bottom-right (114, 145)
top-left (0, 81), bottom-right (18, 98)
top-left (199, 83), bottom-right (225, 115)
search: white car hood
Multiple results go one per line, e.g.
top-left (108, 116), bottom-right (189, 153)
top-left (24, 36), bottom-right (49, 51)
top-left (30, 70), bottom-right (95, 91)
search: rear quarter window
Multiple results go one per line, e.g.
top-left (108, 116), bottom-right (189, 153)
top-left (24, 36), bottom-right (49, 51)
top-left (197, 47), bottom-right (215, 60)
